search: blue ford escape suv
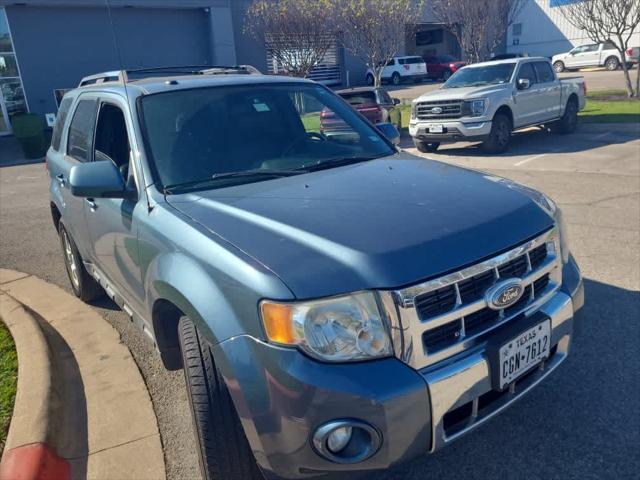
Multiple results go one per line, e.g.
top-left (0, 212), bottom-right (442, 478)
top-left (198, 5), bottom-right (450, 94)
top-left (47, 66), bottom-right (584, 480)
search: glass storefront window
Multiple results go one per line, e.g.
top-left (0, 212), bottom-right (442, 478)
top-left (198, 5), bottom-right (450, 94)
top-left (1, 7), bottom-right (27, 134)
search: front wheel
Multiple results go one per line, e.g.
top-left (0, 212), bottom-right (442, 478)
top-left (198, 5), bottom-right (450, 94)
top-left (413, 139), bottom-right (440, 153)
top-left (482, 114), bottom-right (511, 154)
top-left (553, 61), bottom-right (564, 73)
top-left (391, 72), bottom-right (401, 85)
top-left (604, 56), bottom-right (620, 71)
top-left (442, 69), bottom-right (452, 81)
top-left (179, 316), bottom-right (263, 480)
top-left (59, 222), bottom-right (102, 302)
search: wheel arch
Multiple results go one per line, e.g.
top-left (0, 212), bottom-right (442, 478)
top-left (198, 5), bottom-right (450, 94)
top-left (494, 105), bottom-right (514, 127)
top-left (50, 201), bottom-right (62, 232)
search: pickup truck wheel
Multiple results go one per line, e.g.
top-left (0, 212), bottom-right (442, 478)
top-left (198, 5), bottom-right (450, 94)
top-left (554, 98), bottom-right (578, 134)
top-left (178, 316), bottom-right (263, 480)
top-left (482, 114), bottom-right (511, 154)
top-left (413, 139), bottom-right (440, 153)
top-left (391, 72), bottom-right (401, 85)
top-left (553, 61), bottom-right (564, 73)
top-left (58, 222), bottom-right (103, 302)
top-left (604, 56), bottom-right (620, 71)
top-left (442, 69), bottom-right (452, 81)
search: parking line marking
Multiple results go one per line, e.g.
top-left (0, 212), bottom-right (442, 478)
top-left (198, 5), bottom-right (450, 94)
top-left (593, 132), bottom-right (611, 140)
top-left (514, 154), bottom-right (546, 167)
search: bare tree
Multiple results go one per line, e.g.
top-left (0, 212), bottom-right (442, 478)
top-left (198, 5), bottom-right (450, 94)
top-left (337, 0), bottom-right (425, 87)
top-left (431, 0), bottom-right (525, 63)
top-left (558, 0), bottom-right (640, 97)
top-left (244, 0), bottom-right (338, 78)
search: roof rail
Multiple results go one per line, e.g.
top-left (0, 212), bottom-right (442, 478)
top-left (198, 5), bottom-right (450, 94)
top-left (77, 65), bottom-right (261, 87)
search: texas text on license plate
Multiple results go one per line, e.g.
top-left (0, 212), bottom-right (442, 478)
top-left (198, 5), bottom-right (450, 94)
top-left (498, 319), bottom-right (551, 389)
top-left (428, 124), bottom-right (443, 133)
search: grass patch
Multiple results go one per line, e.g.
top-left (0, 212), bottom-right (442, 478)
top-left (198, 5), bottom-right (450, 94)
top-left (579, 96), bottom-right (640, 123)
top-left (0, 320), bottom-right (17, 453)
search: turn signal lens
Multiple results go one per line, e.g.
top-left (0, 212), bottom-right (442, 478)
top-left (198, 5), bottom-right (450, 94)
top-left (261, 303), bottom-right (295, 345)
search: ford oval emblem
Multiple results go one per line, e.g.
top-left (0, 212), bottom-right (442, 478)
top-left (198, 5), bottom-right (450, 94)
top-left (485, 279), bottom-right (525, 310)
top-left (431, 106), bottom-right (443, 114)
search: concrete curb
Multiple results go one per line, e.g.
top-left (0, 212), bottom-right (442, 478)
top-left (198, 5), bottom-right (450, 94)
top-left (0, 292), bottom-right (70, 479)
top-left (0, 269), bottom-right (166, 479)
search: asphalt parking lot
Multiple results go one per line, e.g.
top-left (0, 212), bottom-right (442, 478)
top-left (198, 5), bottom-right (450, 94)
top-left (1, 123), bottom-right (638, 479)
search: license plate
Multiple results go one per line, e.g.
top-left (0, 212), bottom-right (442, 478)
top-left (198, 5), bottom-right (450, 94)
top-left (428, 124), bottom-right (443, 133)
top-left (498, 319), bottom-right (551, 389)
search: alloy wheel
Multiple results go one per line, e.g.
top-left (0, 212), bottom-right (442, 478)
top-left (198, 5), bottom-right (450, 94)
top-left (62, 230), bottom-right (80, 289)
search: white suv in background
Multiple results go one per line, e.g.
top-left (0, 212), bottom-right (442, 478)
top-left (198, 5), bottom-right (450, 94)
top-left (552, 41), bottom-right (632, 72)
top-left (366, 56), bottom-right (428, 85)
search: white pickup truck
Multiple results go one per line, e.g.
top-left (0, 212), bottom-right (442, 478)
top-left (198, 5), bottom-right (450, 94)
top-left (409, 57), bottom-right (587, 154)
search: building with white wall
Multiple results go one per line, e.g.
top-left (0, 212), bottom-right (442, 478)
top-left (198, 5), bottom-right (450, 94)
top-left (507, 0), bottom-right (640, 58)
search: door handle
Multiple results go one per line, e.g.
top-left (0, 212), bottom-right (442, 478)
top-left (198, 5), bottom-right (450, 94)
top-left (56, 174), bottom-right (66, 187)
top-left (85, 198), bottom-right (97, 210)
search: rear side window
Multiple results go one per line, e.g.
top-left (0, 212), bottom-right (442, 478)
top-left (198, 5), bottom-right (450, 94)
top-left (50, 97), bottom-right (73, 151)
top-left (533, 62), bottom-right (555, 83)
top-left (404, 57), bottom-right (424, 64)
top-left (603, 41), bottom-right (616, 50)
top-left (67, 99), bottom-right (98, 162)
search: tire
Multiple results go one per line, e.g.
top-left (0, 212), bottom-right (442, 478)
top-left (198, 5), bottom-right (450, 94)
top-left (391, 72), bottom-right (401, 85)
top-left (482, 114), bottom-right (512, 154)
top-left (553, 61), bottom-right (564, 73)
top-left (604, 56), bottom-right (619, 71)
top-left (413, 139), bottom-right (440, 153)
top-left (442, 69), bottom-right (452, 81)
top-left (179, 316), bottom-right (263, 480)
top-left (553, 98), bottom-right (578, 134)
top-left (58, 222), bottom-right (103, 302)
top-left (366, 73), bottom-right (374, 86)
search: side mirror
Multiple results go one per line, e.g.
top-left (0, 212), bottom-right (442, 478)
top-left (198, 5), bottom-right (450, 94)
top-left (69, 160), bottom-right (128, 198)
top-left (392, 98), bottom-right (401, 105)
top-left (376, 122), bottom-right (400, 145)
top-left (517, 78), bottom-right (531, 90)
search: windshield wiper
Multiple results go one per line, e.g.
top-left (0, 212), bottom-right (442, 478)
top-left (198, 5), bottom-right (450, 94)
top-left (298, 154), bottom-right (383, 172)
top-left (163, 169), bottom-right (302, 194)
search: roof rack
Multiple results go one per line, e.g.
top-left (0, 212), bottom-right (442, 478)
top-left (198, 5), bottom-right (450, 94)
top-left (77, 65), bottom-right (261, 87)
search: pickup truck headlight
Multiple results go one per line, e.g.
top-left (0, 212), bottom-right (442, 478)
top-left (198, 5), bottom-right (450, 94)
top-left (410, 102), bottom-right (417, 120)
top-left (260, 292), bottom-right (392, 362)
top-left (466, 99), bottom-right (487, 117)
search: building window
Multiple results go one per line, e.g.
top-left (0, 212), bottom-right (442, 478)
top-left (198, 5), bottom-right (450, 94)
top-left (512, 23), bottom-right (522, 37)
top-left (1, 7), bottom-right (28, 135)
top-left (416, 29), bottom-right (444, 46)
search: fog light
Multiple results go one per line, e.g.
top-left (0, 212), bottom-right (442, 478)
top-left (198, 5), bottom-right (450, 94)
top-left (327, 426), bottom-right (352, 453)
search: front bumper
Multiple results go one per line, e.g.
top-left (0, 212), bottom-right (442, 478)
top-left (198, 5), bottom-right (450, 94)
top-left (409, 119), bottom-right (492, 142)
top-left (215, 258), bottom-right (583, 479)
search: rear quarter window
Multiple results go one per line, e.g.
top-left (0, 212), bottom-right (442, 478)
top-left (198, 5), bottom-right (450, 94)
top-left (50, 97), bottom-right (73, 151)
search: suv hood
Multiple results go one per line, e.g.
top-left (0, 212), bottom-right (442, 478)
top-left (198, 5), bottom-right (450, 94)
top-left (166, 155), bottom-right (553, 299)
top-left (416, 84), bottom-right (509, 102)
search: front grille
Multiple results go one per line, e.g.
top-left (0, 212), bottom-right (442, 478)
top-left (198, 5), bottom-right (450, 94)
top-left (388, 228), bottom-right (563, 369)
top-left (416, 100), bottom-right (463, 120)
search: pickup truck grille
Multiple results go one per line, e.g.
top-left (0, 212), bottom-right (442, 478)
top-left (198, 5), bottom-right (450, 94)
top-left (384, 229), bottom-right (563, 370)
top-left (416, 100), bottom-right (463, 120)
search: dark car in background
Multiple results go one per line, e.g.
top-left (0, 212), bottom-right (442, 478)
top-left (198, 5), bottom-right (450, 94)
top-left (321, 87), bottom-right (402, 134)
top-left (423, 55), bottom-right (466, 81)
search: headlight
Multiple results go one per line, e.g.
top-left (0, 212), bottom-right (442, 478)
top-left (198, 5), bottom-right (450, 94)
top-left (523, 189), bottom-right (570, 264)
top-left (468, 99), bottom-right (487, 116)
top-left (260, 292), bottom-right (392, 362)
top-left (410, 102), bottom-right (417, 119)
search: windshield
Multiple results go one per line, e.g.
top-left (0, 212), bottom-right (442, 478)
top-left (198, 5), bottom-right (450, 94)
top-left (139, 83), bottom-right (394, 191)
top-left (443, 64), bottom-right (516, 88)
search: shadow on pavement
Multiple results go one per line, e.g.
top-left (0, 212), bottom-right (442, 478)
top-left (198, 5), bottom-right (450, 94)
top-left (368, 277), bottom-right (639, 480)
top-left (400, 124), bottom-right (638, 158)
